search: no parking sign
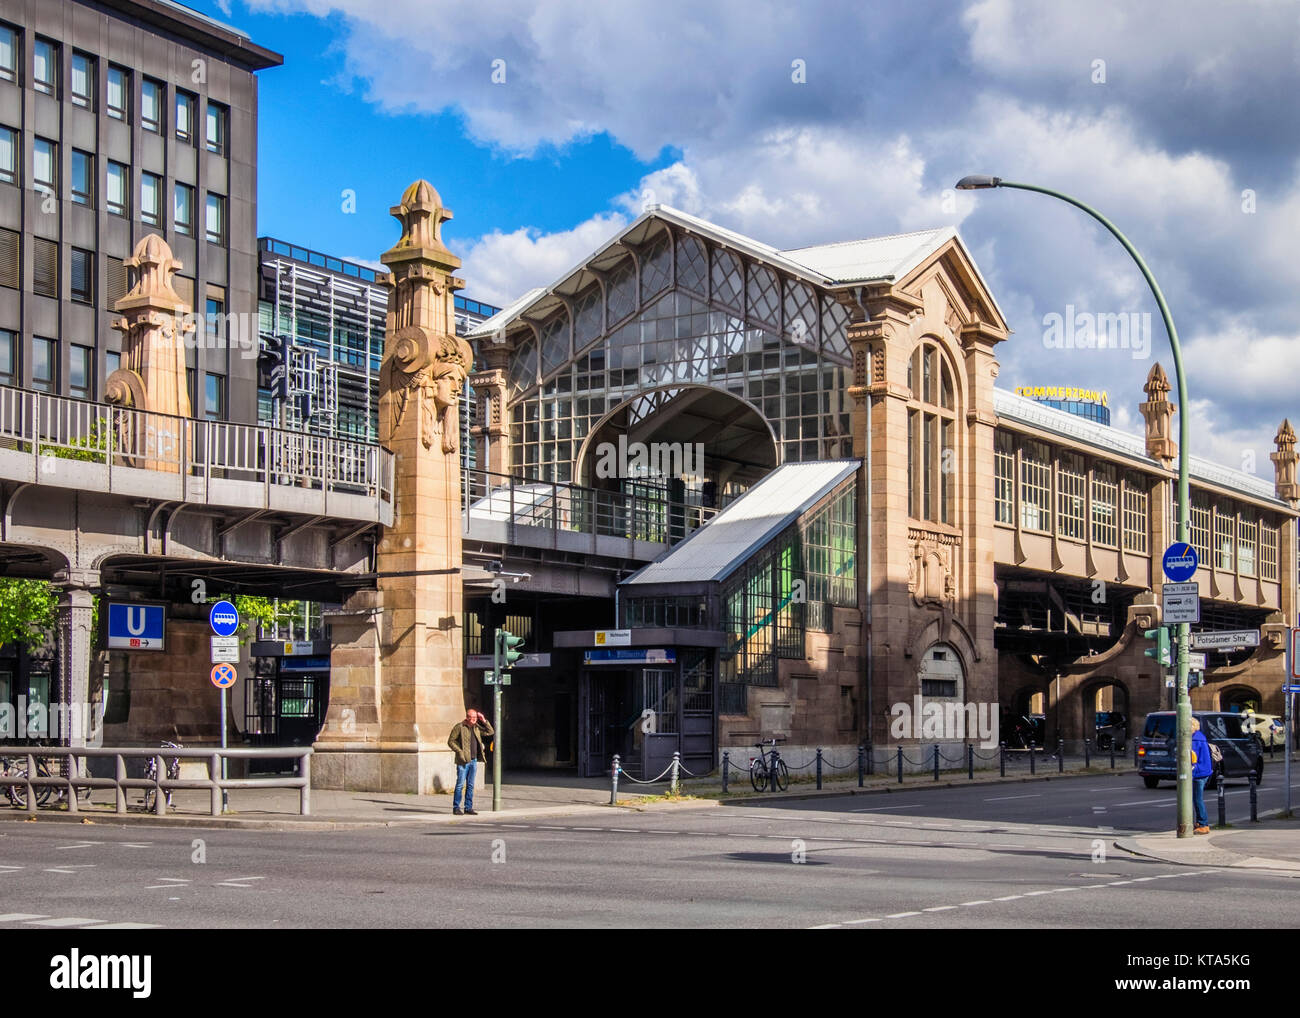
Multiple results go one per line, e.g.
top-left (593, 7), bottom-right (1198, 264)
top-left (211, 662), bottom-right (238, 688)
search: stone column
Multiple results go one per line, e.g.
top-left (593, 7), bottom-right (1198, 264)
top-left (314, 181), bottom-right (474, 794)
top-left (107, 234), bottom-right (195, 471)
top-left (468, 362), bottom-right (509, 478)
top-left (52, 569), bottom-right (96, 751)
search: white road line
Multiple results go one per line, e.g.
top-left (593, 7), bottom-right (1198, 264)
top-left (26, 918), bottom-right (103, 927)
top-left (845, 917), bottom-right (883, 924)
top-left (55, 842), bottom-right (98, 850)
top-left (42, 865), bottom-right (95, 874)
top-left (993, 895), bottom-right (1023, 901)
top-left (922, 905), bottom-right (958, 912)
top-left (607, 828), bottom-right (641, 833)
top-left (1112, 799), bottom-right (1176, 807)
top-left (0, 913), bottom-right (47, 922)
top-left (0, 866), bottom-right (24, 873)
top-left (985, 794), bottom-right (1041, 802)
top-left (121, 843), bottom-right (152, 848)
top-left (852, 804), bottom-right (922, 812)
top-left (886, 911), bottom-right (921, 918)
top-left (959, 900), bottom-right (992, 906)
top-left (92, 922), bottom-right (162, 929)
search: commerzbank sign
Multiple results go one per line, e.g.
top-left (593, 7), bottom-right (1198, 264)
top-left (1015, 385), bottom-right (1109, 407)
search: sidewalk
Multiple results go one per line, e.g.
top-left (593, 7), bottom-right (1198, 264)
top-left (0, 760), bottom-right (1140, 829)
top-left (1116, 815), bottom-right (1300, 876)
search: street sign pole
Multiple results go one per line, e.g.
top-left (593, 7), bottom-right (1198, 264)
top-left (1287, 630), bottom-right (1295, 817)
top-left (492, 628), bottom-right (502, 813)
top-left (221, 685), bottom-right (229, 813)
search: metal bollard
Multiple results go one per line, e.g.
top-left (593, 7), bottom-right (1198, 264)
top-left (1029, 741), bottom-right (1036, 775)
top-left (721, 750), bottom-right (729, 794)
top-left (1217, 775), bottom-right (1226, 828)
top-left (670, 751), bottom-right (681, 796)
top-left (1249, 771), bottom-right (1259, 822)
top-left (770, 748), bottom-right (780, 793)
top-left (1058, 736), bottom-right (1064, 774)
top-left (1084, 737), bottom-right (1091, 770)
top-left (968, 744), bottom-right (974, 780)
top-left (1110, 738), bottom-right (1116, 770)
top-left (610, 754), bottom-right (620, 805)
top-left (114, 753), bottom-right (127, 815)
top-left (896, 746), bottom-right (903, 784)
top-left (857, 744), bottom-right (865, 787)
top-left (933, 744), bottom-right (940, 782)
top-left (815, 748), bottom-right (823, 790)
top-left (1000, 742), bottom-right (1006, 778)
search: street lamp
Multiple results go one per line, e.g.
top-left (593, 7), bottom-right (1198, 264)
top-left (957, 175), bottom-right (1196, 837)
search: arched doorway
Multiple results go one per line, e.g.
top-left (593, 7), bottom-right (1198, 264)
top-left (576, 386), bottom-right (780, 510)
top-left (1219, 685), bottom-right (1263, 713)
top-left (1083, 679), bottom-right (1131, 750)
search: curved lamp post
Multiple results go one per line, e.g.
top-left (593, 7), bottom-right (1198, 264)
top-left (957, 175), bottom-right (1195, 838)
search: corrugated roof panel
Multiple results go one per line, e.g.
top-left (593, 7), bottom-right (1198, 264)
top-left (781, 227), bottom-right (956, 283)
top-left (623, 459), bottom-right (860, 587)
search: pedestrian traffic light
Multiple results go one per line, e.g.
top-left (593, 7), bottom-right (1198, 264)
top-left (1143, 626), bottom-right (1171, 667)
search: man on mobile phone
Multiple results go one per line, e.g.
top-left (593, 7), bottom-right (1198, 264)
top-left (448, 707), bottom-right (494, 816)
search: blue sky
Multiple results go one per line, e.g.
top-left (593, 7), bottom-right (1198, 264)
top-left (189, 0), bottom-right (1300, 474)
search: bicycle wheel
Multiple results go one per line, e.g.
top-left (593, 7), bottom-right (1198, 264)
top-left (750, 760), bottom-right (769, 792)
top-left (33, 760), bottom-right (53, 807)
top-left (775, 759), bottom-right (790, 792)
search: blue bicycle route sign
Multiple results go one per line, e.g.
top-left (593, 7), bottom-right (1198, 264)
top-left (1162, 543), bottom-right (1199, 582)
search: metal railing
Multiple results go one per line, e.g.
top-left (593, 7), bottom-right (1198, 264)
top-left (462, 467), bottom-right (719, 547)
top-left (0, 747), bottom-right (312, 817)
top-left (0, 385), bottom-right (393, 518)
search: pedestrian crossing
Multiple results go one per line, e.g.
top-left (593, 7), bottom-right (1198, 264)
top-left (0, 912), bottom-right (161, 929)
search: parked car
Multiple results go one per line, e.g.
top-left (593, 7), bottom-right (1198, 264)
top-left (1240, 711), bottom-right (1285, 750)
top-left (1137, 711), bottom-right (1264, 789)
top-left (1094, 710), bottom-right (1127, 751)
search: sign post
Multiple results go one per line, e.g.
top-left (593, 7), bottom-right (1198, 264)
top-left (209, 602), bottom-right (240, 813)
top-left (1287, 630), bottom-right (1300, 817)
top-left (1162, 543), bottom-right (1199, 837)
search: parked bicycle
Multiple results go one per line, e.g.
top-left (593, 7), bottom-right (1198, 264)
top-left (143, 741), bottom-right (182, 811)
top-left (0, 753), bottom-right (54, 808)
top-left (749, 738), bottom-right (789, 792)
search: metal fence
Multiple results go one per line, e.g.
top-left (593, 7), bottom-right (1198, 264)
top-left (0, 385), bottom-right (393, 515)
top-left (462, 467), bottom-right (718, 546)
top-left (0, 746), bottom-right (312, 817)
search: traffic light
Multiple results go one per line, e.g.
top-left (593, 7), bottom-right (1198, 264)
top-left (499, 629), bottom-right (525, 668)
top-left (1143, 626), bottom-right (1171, 667)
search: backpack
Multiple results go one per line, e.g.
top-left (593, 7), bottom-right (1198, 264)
top-left (1209, 742), bottom-right (1223, 765)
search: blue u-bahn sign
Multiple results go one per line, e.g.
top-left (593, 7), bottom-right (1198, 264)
top-left (1162, 543), bottom-right (1199, 582)
top-left (106, 602), bottom-right (166, 651)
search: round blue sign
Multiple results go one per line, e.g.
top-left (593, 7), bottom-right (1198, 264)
top-left (209, 600), bottom-right (240, 637)
top-left (1162, 543), bottom-right (1199, 582)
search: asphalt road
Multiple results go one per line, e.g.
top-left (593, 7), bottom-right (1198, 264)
top-left (0, 772), bottom-right (1295, 929)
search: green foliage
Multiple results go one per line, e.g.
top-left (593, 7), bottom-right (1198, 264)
top-left (230, 594), bottom-right (301, 639)
top-left (39, 418), bottom-right (111, 466)
top-left (0, 578), bottom-right (58, 649)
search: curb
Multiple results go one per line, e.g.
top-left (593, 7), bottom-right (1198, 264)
top-left (1113, 810), bottom-right (1300, 876)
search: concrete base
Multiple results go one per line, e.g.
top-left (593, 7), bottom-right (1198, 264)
top-left (311, 744), bottom-right (475, 795)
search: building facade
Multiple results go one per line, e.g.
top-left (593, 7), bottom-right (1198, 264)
top-left (0, 0), bottom-right (280, 423)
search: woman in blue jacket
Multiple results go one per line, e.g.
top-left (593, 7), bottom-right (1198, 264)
top-left (1190, 718), bottom-right (1214, 834)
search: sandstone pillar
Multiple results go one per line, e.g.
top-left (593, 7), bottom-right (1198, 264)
top-left (315, 181), bottom-right (474, 794)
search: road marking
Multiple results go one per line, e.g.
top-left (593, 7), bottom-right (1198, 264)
top-left (959, 900), bottom-right (992, 906)
top-left (994, 895), bottom-right (1023, 901)
top-left (852, 804), bottom-right (921, 812)
top-left (845, 917), bottom-right (883, 924)
top-left (91, 922), bottom-right (163, 929)
top-left (0, 865), bottom-right (24, 873)
top-left (1112, 798), bottom-right (1176, 808)
top-left (985, 794), bottom-right (1041, 802)
top-left (607, 828), bottom-right (642, 833)
top-left (42, 865), bottom-right (95, 874)
top-left (886, 911), bottom-right (921, 918)
top-left (55, 841), bottom-right (98, 850)
top-left (0, 913), bottom-right (47, 921)
top-left (145, 878), bottom-right (190, 889)
top-left (26, 917), bottom-right (104, 927)
top-left (922, 905), bottom-right (957, 912)
top-left (121, 843), bottom-right (152, 848)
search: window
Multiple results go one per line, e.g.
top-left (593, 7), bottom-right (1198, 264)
top-left (174, 183), bottom-right (194, 235)
top-left (106, 65), bottom-right (128, 121)
top-left (175, 91), bottom-right (195, 142)
top-left (70, 345), bottom-right (92, 400)
top-left (141, 78), bottom-right (162, 133)
top-left (1057, 451), bottom-right (1086, 540)
top-left (106, 161), bottom-right (128, 216)
top-left (106, 350), bottom-right (121, 378)
top-left (1238, 517), bottom-right (1257, 577)
top-left (204, 193), bottom-right (224, 244)
top-left (994, 431), bottom-right (1015, 524)
top-left (0, 329), bottom-right (14, 386)
top-left (141, 172), bottom-right (161, 227)
top-left (71, 150), bottom-right (93, 207)
top-left (906, 341), bottom-right (957, 525)
top-left (1215, 508), bottom-right (1235, 571)
top-left (0, 227), bottom-right (17, 289)
top-left (205, 286), bottom-right (225, 340)
top-left (1189, 493), bottom-right (1211, 565)
top-left (71, 52), bottom-right (93, 109)
top-left (204, 372), bottom-right (224, 420)
top-left (1120, 472), bottom-right (1148, 552)
top-left (205, 101), bottom-right (226, 154)
top-left (918, 644), bottom-right (963, 701)
top-left (70, 248), bottom-right (93, 304)
top-left (1091, 463), bottom-right (1118, 546)
top-left (1019, 438), bottom-right (1051, 532)
top-left (31, 337), bottom-right (56, 392)
top-left (33, 137), bottom-right (55, 193)
top-left (1260, 519), bottom-right (1279, 581)
top-left (32, 238), bottom-right (57, 298)
top-left (0, 126), bottom-right (14, 185)
top-left (0, 26), bottom-right (16, 83)
top-left (105, 256), bottom-right (128, 308)
top-left (33, 39), bottom-right (56, 96)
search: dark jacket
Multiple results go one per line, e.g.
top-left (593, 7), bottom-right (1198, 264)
top-left (448, 718), bottom-right (494, 766)
top-left (1191, 729), bottom-right (1214, 779)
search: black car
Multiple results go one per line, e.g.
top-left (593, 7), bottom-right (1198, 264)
top-left (1095, 710), bottom-right (1127, 751)
top-left (1137, 711), bottom-right (1264, 789)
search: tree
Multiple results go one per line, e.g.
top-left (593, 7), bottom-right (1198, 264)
top-left (0, 578), bottom-right (58, 649)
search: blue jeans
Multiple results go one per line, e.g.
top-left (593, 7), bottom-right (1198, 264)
top-left (454, 760), bottom-right (477, 811)
top-left (1192, 775), bottom-right (1209, 827)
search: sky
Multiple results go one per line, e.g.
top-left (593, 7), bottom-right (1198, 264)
top-left (192, 0), bottom-right (1300, 477)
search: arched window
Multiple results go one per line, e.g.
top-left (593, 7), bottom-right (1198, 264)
top-left (907, 341), bottom-right (956, 525)
top-left (919, 643), bottom-right (963, 700)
